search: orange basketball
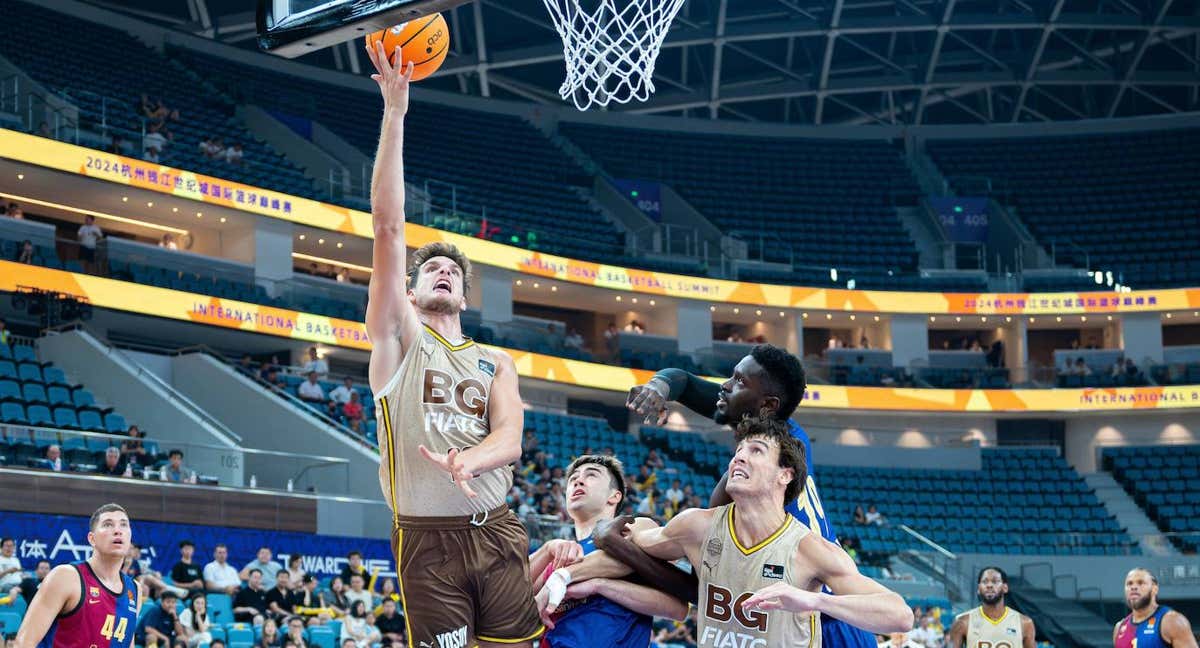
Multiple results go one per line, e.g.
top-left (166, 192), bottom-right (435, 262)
top-left (365, 14), bottom-right (450, 82)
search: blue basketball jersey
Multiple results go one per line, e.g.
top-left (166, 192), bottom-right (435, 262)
top-left (541, 535), bottom-right (654, 648)
top-left (1115, 606), bottom-right (1173, 648)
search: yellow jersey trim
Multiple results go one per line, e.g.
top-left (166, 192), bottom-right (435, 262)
top-left (980, 606), bottom-right (1010, 626)
top-left (425, 324), bottom-right (475, 351)
top-left (379, 396), bottom-right (399, 525)
top-left (727, 505), bottom-right (792, 556)
top-left (394, 528), bottom-right (414, 643)
top-left (476, 625), bottom-right (547, 643)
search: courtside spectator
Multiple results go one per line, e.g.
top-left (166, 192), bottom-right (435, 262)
top-left (203, 544), bottom-right (241, 595)
top-left (77, 215), bottom-right (104, 269)
top-left (171, 541), bottom-right (205, 593)
top-left (241, 547), bottom-right (284, 589)
top-left (136, 589), bottom-right (184, 647)
top-left (19, 559), bottom-right (50, 604)
top-left (298, 372), bottom-right (325, 403)
top-left (302, 348), bottom-right (328, 377)
top-left (41, 445), bottom-right (67, 472)
top-left (375, 597), bottom-right (405, 646)
top-left (95, 447), bottom-right (127, 477)
top-left (338, 551), bottom-right (368, 585)
top-left (340, 601), bottom-right (380, 648)
top-left (179, 594), bottom-right (213, 648)
top-left (233, 568), bottom-right (269, 625)
top-left (121, 426), bottom-right (149, 468)
top-left (0, 538), bottom-right (21, 591)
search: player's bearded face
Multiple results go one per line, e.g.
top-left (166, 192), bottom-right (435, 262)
top-left (977, 574), bottom-right (1005, 605)
top-left (411, 258), bottom-right (465, 315)
top-left (1125, 573), bottom-right (1155, 610)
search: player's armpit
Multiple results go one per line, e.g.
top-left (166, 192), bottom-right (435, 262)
top-left (12, 565), bottom-right (79, 648)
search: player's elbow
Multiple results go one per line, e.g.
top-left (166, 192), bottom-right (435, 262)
top-left (373, 218), bottom-right (404, 238)
top-left (664, 598), bottom-right (690, 621)
top-left (880, 592), bottom-right (914, 632)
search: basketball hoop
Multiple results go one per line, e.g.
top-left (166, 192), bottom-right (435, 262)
top-left (542, 0), bottom-right (687, 111)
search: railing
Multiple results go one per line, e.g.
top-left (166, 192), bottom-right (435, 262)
top-left (1047, 238), bottom-right (1092, 271)
top-left (0, 75), bottom-right (19, 116)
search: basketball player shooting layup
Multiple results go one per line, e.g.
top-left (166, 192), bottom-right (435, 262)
top-left (1113, 568), bottom-right (1197, 648)
top-left (14, 503), bottom-right (141, 648)
top-left (538, 414), bottom-right (913, 647)
top-left (945, 567), bottom-right (1035, 648)
top-left (364, 41), bottom-right (544, 647)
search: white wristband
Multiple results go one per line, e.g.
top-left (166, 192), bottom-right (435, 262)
top-left (545, 568), bottom-right (573, 608)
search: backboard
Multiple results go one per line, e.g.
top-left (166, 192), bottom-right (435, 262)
top-left (256, 0), bottom-right (469, 58)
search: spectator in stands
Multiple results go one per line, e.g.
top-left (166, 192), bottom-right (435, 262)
top-left (203, 544), bottom-right (241, 595)
top-left (853, 505), bottom-right (868, 525)
top-left (36, 121), bottom-right (52, 138)
top-left (106, 134), bottom-right (127, 155)
top-left (16, 240), bottom-right (34, 264)
top-left (172, 540), bottom-right (205, 594)
top-left (860, 335), bottom-right (871, 350)
top-left (297, 371), bottom-right (326, 404)
top-left (259, 356), bottom-right (282, 381)
top-left (328, 377), bottom-right (354, 408)
top-left (41, 444), bottom-right (67, 472)
top-left (95, 447), bottom-right (127, 477)
top-left (241, 547), bottom-right (284, 590)
top-left (165, 449), bottom-right (190, 483)
top-left (265, 569), bottom-right (300, 622)
top-left (879, 631), bottom-right (923, 648)
top-left (295, 574), bottom-right (329, 621)
top-left (374, 597), bottom-right (405, 646)
top-left (5, 202), bottom-right (24, 219)
top-left (564, 327), bottom-right (585, 351)
top-left (0, 319), bottom-right (8, 345)
top-left (159, 233), bottom-right (178, 250)
top-left (325, 576), bottom-right (350, 617)
top-left (632, 464), bottom-right (656, 492)
top-left (265, 367), bottom-right (287, 391)
top-left (137, 589), bottom-right (184, 647)
top-left (335, 266), bottom-right (350, 283)
top-left (866, 503), bottom-right (885, 525)
top-left (121, 425), bottom-right (149, 468)
top-left (344, 573), bottom-right (372, 611)
top-left (142, 122), bottom-right (169, 162)
top-left (1124, 358), bottom-right (1141, 380)
top-left (0, 538), bottom-right (21, 592)
top-left (18, 559), bottom-right (50, 605)
top-left (910, 614), bottom-right (942, 647)
top-left (342, 391), bottom-right (365, 433)
top-left (285, 554), bottom-right (306, 591)
top-left (179, 593), bottom-right (213, 648)
top-left (233, 568), bottom-right (269, 625)
top-left (841, 538), bottom-right (860, 565)
top-left (372, 577), bottom-right (399, 613)
top-left (258, 617), bottom-right (283, 648)
top-left (285, 617), bottom-right (309, 647)
top-left (625, 319), bottom-right (646, 334)
top-left (1072, 357), bottom-right (1092, 376)
top-left (199, 136), bottom-right (219, 159)
top-left (302, 348), bottom-right (329, 377)
top-left (224, 142), bottom-right (245, 167)
top-left (664, 479), bottom-right (684, 508)
top-left (126, 542), bottom-right (188, 600)
top-left (644, 449), bottom-right (665, 470)
top-left (340, 600), bottom-right (380, 648)
top-left (77, 214), bottom-right (104, 270)
top-left (339, 551), bottom-right (368, 585)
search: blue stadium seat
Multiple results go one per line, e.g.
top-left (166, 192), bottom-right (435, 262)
top-left (0, 380), bottom-right (22, 402)
top-left (104, 413), bottom-right (127, 433)
top-left (0, 361), bottom-right (19, 380)
top-left (12, 345), bottom-right (37, 363)
top-left (46, 385), bottom-right (72, 406)
top-left (17, 363), bottom-right (41, 383)
top-left (72, 388), bottom-right (96, 409)
top-left (42, 367), bottom-right (69, 387)
top-left (0, 402), bottom-right (25, 423)
top-left (53, 407), bottom-right (80, 428)
top-left (21, 383), bottom-right (47, 404)
top-left (26, 405), bottom-right (52, 426)
top-left (78, 410), bottom-right (105, 432)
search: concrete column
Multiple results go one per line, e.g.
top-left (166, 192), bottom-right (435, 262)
top-left (250, 218), bottom-right (294, 284)
top-left (1004, 318), bottom-right (1029, 384)
top-left (787, 313), bottom-right (803, 355)
top-left (1120, 312), bottom-right (1164, 366)
top-left (890, 314), bottom-right (929, 369)
top-left (478, 265), bottom-right (514, 323)
top-left (676, 300), bottom-right (713, 353)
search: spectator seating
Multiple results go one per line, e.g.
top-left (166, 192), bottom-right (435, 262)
top-left (0, 2), bottom-right (322, 202)
top-left (1102, 445), bottom-right (1200, 553)
top-left (820, 448), bottom-right (1135, 556)
top-left (168, 48), bottom-right (628, 264)
top-left (928, 129), bottom-right (1200, 289)
top-left (0, 341), bottom-right (154, 469)
top-left (559, 122), bottom-right (924, 283)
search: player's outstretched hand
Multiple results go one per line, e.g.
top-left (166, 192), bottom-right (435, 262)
top-left (364, 39), bottom-right (415, 114)
top-left (626, 379), bottom-right (670, 426)
top-left (418, 445), bottom-right (477, 498)
top-left (741, 583), bottom-right (820, 614)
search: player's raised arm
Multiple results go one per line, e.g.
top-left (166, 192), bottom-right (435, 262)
top-left (364, 40), bottom-right (422, 394)
top-left (13, 565), bottom-right (80, 647)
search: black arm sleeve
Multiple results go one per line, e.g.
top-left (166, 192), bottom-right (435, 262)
top-left (652, 369), bottom-right (721, 419)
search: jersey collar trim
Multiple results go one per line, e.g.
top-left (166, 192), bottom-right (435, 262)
top-left (980, 606), bottom-right (1009, 626)
top-left (425, 324), bottom-right (475, 351)
top-left (728, 505), bottom-right (792, 556)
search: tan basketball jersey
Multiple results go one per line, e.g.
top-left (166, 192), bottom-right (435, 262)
top-left (697, 504), bottom-right (820, 648)
top-left (963, 606), bottom-right (1023, 648)
top-left (375, 324), bottom-right (511, 518)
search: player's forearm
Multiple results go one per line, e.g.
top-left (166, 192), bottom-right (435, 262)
top-left (595, 532), bottom-right (698, 604)
top-left (816, 590), bottom-right (912, 633)
top-left (652, 369), bottom-right (720, 417)
top-left (563, 550), bottom-right (633, 582)
top-left (370, 108), bottom-right (407, 227)
top-left (457, 431), bottom-right (521, 477)
top-left (594, 579), bottom-right (689, 620)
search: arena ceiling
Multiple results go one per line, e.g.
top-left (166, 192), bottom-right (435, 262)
top-left (95, 0), bottom-right (1200, 124)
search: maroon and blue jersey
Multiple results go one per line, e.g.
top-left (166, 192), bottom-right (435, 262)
top-left (540, 534), bottom-right (653, 648)
top-left (1115, 606), bottom-right (1173, 648)
top-left (38, 562), bottom-right (139, 648)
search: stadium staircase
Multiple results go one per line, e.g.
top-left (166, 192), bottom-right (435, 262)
top-left (1006, 575), bottom-right (1114, 648)
top-left (1082, 472), bottom-right (1178, 556)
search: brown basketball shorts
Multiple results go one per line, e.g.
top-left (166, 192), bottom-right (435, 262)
top-left (392, 505), bottom-right (545, 647)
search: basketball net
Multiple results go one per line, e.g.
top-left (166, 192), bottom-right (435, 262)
top-left (542, 0), bottom-right (687, 111)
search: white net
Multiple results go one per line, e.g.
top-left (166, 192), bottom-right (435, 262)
top-left (542, 0), bottom-right (687, 111)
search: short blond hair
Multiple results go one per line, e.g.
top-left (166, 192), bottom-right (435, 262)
top-left (408, 242), bottom-right (472, 295)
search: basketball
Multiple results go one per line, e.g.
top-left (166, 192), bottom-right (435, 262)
top-left (365, 14), bottom-right (450, 82)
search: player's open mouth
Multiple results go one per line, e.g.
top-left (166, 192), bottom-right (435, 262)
top-left (569, 488), bottom-right (586, 500)
top-left (730, 468), bottom-right (749, 480)
top-left (434, 280), bottom-right (451, 294)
